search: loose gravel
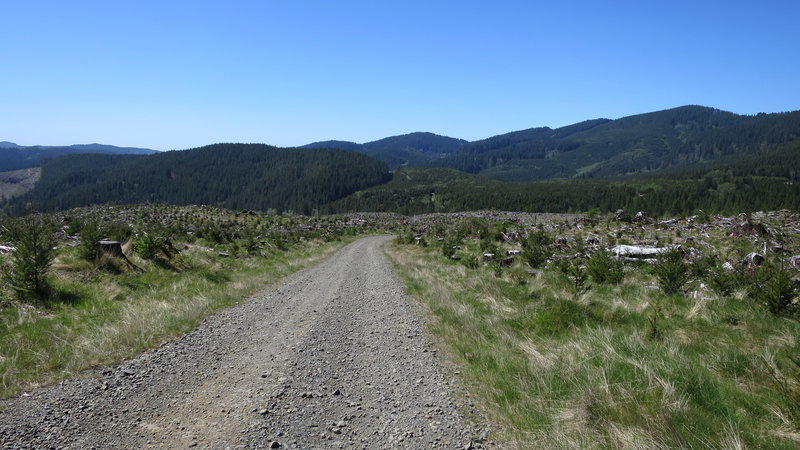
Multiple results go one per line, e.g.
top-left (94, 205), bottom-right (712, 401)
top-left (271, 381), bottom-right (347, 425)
top-left (1, 236), bottom-right (491, 449)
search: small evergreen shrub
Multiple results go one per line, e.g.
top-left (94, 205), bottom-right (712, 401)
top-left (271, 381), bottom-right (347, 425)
top-left (646, 301), bottom-right (664, 341)
top-left (78, 219), bottom-right (105, 262)
top-left (480, 236), bottom-right (498, 256)
top-left (563, 258), bottom-right (589, 298)
top-left (707, 265), bottom-right (738, 297)
top-left (654, 248), bottom-right (689, 295)
top-left (134, 234), bottom-right (167, 260)
top-left (442, 235), bottom-right (461, 259)
top-left (586, 249), bottom-right (624, 284)
top-left (522, 244), bottom-right (549, 269)
top-left (105, 222), bottom-right (134, 242)
top-left (522, 229), bottom-right (551, 269)
top-left (1, 215), bottom-right (56, 301)
top-left (754, 263), bottom-right (798, 317)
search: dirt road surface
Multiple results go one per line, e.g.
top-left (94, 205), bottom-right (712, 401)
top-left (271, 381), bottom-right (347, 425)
top-left (1, 236), bottom-right (489, 449)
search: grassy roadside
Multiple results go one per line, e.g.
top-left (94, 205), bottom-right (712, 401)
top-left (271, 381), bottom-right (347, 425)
top-left (385, 220), bottom-right (800, 448)
top-left (0, 207), bottom-right (366, 401)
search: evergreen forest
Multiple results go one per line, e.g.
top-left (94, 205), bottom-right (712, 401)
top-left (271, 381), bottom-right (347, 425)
top-left (3, 105), bottom-right (800, 217)
top-left (7, 144), bottom-right (390, 215)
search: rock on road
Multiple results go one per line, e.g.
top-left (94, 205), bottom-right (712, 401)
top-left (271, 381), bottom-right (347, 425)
top-left (1, 236), bottom-right (488, 449)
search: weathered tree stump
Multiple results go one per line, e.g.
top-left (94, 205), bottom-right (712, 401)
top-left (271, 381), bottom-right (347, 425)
top-left (98, 240), bottom-right (141, 271)
top-left (99, 240), bottom-right (125, 258)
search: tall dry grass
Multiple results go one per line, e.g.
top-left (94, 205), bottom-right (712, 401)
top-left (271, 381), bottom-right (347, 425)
top-left (386, 241), bottom-right (800, 448)
top-left (0, 238), bottom-right (351, 399)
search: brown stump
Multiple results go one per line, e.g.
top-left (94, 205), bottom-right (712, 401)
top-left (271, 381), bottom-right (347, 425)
top-left (98, 240), bottom-right (141, 271)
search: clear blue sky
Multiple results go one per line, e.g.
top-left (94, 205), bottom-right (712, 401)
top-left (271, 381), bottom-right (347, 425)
top-left (2, 1), bottom-right (798, 150)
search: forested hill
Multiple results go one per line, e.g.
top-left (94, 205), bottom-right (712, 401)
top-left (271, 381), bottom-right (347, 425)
top-left (0, 142), bottom-right (158, 172)
top-left (327, 167), bottom-right (800, 217)
top-left (433, 106), bottom-right (800, 181)
top-left (301, 132), bottom-right (468, 169)
top-left (327, 138), bottom-right (800, 216)
top-left (10, 144), bottom-right (390, 214)
top-left (301, 106), bottom-right (800, 181)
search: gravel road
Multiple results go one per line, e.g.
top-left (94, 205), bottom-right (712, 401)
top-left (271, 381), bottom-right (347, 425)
top-left (1, 236), bottom-right (490, 449)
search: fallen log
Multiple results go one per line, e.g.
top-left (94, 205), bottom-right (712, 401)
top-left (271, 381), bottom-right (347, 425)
top-left (611, 244), bottom-right (680, 259)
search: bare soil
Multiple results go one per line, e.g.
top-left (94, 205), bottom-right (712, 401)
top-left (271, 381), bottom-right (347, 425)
top-left (0, 236), bottom-right (489, 449)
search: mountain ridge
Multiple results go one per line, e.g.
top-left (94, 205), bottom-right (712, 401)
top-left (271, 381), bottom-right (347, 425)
top-left (5, 104), bottom-right (800, 215)
top-left (296, 105), bottom-right (800, 181)
top-left (0, 142), bottom-right (159, 172)
top-left (301, 131), bottom-right (467, 169)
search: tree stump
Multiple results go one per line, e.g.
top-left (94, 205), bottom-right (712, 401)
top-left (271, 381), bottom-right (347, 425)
top-left (98, 240), bottom-right (141, 271)
top-left (99, 240), bottom-right (126, 258)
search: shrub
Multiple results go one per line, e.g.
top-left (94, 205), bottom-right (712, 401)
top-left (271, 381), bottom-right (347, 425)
top-left (563, 258), bottom-right (589, 298)
top-left (490, 260), bottom-right (503, 278)
top-left (460, 254), bottom-right (480, 270)
top-left (654, 248), bottom-right (689, 295)
top-left (442, 235), bottom-right (461, 259)
top-left (586, 249), bottom-right (624, 284)
top-left (689, 252), bottom-right (716, 279)
top-left (1, 215), bottom-right (56, 301)
top-left (522, 244), bottom-right (549, 269)
top-left (397, 232), bottom-right (416, 245)
top-left (106, 222), bottom-right (134, 242)
top-left (707, 265), bottom-right (738, 297)
top-left (646, 301), bottom-right (664, 341)
top-left (754, 262), bottom-right (798, 317)
top-left (524, 229), bottom-right (552, 248)
top-left (134, 234), bottom-right (167, 260)
top-left (764, 347), bottom-right (800, 429)
top-left (479, 236), bottom-right (498, 256)
top-left (78, 219), bottom-right (105, 262)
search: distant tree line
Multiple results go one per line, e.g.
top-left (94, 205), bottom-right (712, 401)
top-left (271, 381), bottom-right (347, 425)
top-left (6, 144), bottom-right (390, 215)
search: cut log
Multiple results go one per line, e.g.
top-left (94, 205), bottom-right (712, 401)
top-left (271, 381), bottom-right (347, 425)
top-left (611, 245), bottom-right (680, 259)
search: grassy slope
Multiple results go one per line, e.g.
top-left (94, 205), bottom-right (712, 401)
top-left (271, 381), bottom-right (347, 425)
top-left (385, 221), bottom-right (800, 448)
